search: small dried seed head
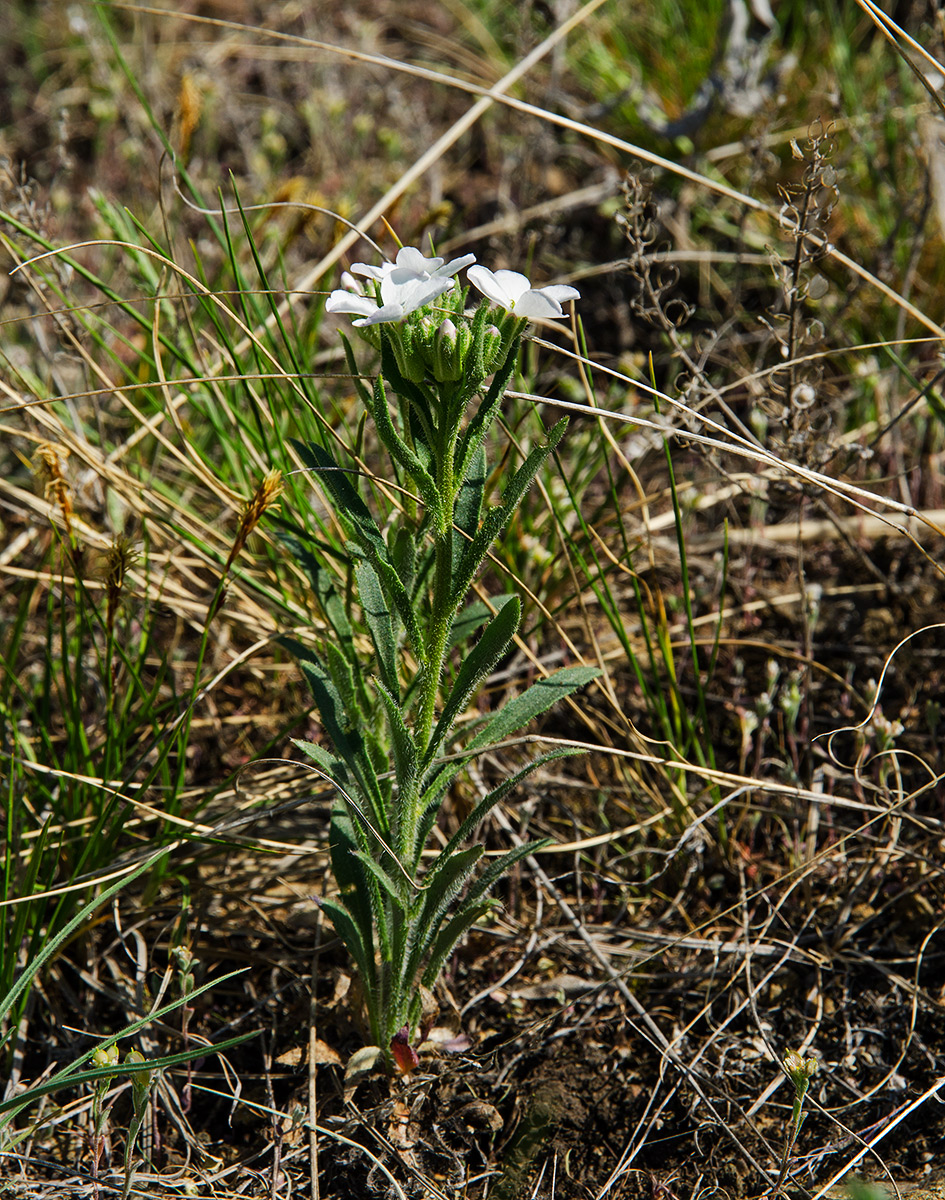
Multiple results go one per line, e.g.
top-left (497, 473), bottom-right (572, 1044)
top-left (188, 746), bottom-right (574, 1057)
top-left (223, 469), bottom-right (283, 573)
top-left (33, 441), bottom-right (76, 542)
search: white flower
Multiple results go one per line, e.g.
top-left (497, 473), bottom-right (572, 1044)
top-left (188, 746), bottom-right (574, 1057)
top-left (466, 265), bottom-right (579, 319)
top-left (327, 246), bottom-right (476, 327)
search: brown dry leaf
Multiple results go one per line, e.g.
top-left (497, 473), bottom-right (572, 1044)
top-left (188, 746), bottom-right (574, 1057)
top-left (275, 1045), bottom-right (305, 1067)
top-left (311, 1038), bottom-right (343, 1067)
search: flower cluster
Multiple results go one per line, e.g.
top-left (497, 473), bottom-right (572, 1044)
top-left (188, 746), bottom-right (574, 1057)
top-left (326, 245), bottom-right (579, 328)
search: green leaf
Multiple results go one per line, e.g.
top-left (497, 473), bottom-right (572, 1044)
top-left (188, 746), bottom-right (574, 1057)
top-left (398, 845), bottom-right (483, 999)
top-left (324, 638), bottom-right (362, 726)
top-left (351, 849), bottom-right (408, 912)
top-left (277, 535), bottom-right (352, 645)
top-left (293, 738), bottom-right (349, 787)
top-left (365, 375), bottom-right (439, 513)
top-left (329, 802), bottom-right (387, 959)
top-left (390, 527), bottom-right (416, 609)
top-left (355, 560), bottom-right (399, 698)
top-left (451, 419), bottom-right (568, 608)
top-left (339, 331), bottom-right (374, 409)
top-left (373, 676), bottom-right (418, 802)
top-left (292, 440), bottom-right (381, 551)
top-left (452, 441), bottom-right (486, 576)
top-left (420, 900), bottom-right (493, 992)
top-left (469, 840), bottom-right (547, 909)
top-left (289, 641), bottom-right (387, 823)
top-left (422, 596), bottom-right (521, 770)
top-left (464, 664), bottom-right (600, 753)
top-left (449, 598), bottom-right (512, 649)
top-left (455, 332), bottom-right (519, 483)
top-left (417, 665), bottom-right (599, 808)
top-left (321, 896), bottom-right (376, 996)
top-left (295, 653), bottom-right (359, 765)
top-left (1, 1028), bottom-right (256, 1126)
top-left (0, 968), bottom-right (254, 1127)
top-left (436, 749), bottom-right (581, 862)
top-left (0, 852), bottom-right (158, 1038)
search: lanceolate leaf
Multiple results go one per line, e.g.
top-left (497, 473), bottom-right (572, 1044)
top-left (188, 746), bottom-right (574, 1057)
top-left (352, 849), bottom-right (409, 912)
top-left (452, 441), bottom-right (486, 576)
top-left (420, 899), bottom-right (493, 993)
top-left (435, 749), bottom-right (581, 863)
top-left (292, 651), bottom-right (386, 819)
top-left (397, 845), bottom-right (484, 1001)
top-left (292, 440), bottom-right (425, 658)
top-left (464, 665), bottom-right (600, 754)
top-left (293, 738), bottom-right (349, 788)
top-left (365, 375), bottom-right (439, 513)
top-left (321, 896), bottom-right (376, 998)
top-left (422, 596), bottom-right (521, 770)
top-left (465, 840), bottom-right (548, 912)
top-left (451, 419), bottom-right (568, 608)
top-left (277, 534), bottom-right (353, 647)
top-left (373, 677), bottom-right (418, 811)
top-left (355, 560), bottom-right (399, 698)
top-left (455, 338), bottom-right (518, 485)
top-left (323, 638), bottom-right (362, 728)
top-left (449, 596), bottom-right (514, 649)
top-left (418, 665), bottom-right (600, 808)
top-left (329, 803), bottom-right (388, 960)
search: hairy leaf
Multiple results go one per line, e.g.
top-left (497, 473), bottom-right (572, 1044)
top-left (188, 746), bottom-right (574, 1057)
top-left (422, 596), bottom-right (520, 770)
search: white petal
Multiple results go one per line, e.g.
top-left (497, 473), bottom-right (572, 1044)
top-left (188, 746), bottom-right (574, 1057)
top-left (396, 246), bottom-right (442, 274)
top-left (489, 270), bottom-right (532, 304)
top-left (350, 261), bottom-right (392, 281)
top-left (326, 291), bottom-right (379, 317)
top-left (438, 252), bottom-right (476, 277)
top-left (538, 284), bottom-right (580, 305)
top-left (512, 290), bottom-right (567, 319)
top-left (467, 265), bottom-right (509, 306)
top-left (381, 272), bottom-right (454, 314)
top-left (353, 302), bottom-right (406, 327)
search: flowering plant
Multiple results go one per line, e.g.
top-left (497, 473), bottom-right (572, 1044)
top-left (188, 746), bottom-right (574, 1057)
top-left (285, 245), bottom-right (592, 1064)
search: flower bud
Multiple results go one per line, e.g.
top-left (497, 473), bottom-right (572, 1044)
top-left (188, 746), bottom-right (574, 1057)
top-left (783, 1049), bottom-right (817, 1094)
top-left (481, 323), bottom-right (504, 371)
top-left (92, 1042), bottom-right (120, 1069)
top-left (387, 319), bottom-right (427, 384)
top-left (125, 1049), bottom-right (153, 1117)
top-left (431, 318), bottom-right (464, 381)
